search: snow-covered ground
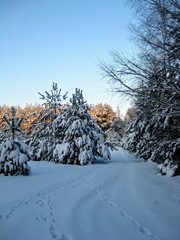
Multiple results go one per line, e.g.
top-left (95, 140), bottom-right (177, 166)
top-left (0, 148), bottom-right (180, 240)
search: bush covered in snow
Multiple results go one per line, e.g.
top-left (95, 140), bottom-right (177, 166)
top-left (0, 139), bottom-right (30, 176)
top-left (52, 89), bottom-right (111, 165)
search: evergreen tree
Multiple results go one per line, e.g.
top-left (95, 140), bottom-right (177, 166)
top-left (29, 83), bottom-right (68, 161)
top-left (53, 89), bottom-right (111, 165)
top-left (0, 107), bottom-right (30, 176)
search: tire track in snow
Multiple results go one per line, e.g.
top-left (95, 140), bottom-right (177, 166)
top-left (84, 181), bottom-right (162, 240)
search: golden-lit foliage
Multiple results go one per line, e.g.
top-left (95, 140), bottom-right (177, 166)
top-left (0, 103), bottom-right (117, 133)
top-left (0, 104), bottom-right (44, 133)
top-left (89, 103), bottom-right (116, 129)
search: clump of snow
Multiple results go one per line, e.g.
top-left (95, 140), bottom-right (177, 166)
top-left (78, 149), bottom-right (93, 165)
top-left (100, 144), bottom-right (111, 160)
top-left (158, 159), bottom-right (178, 177)
top-left (53, 143), bottom-right (71, 163)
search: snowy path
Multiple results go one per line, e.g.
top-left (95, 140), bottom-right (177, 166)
top-left (0, 149), bottom-right (180, 240)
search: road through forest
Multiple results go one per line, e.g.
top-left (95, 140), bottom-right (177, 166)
top-left (0, 149), bottom-right (179, 240)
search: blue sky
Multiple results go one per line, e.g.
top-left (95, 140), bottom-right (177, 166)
top-left (0, 0), bottom-right (135, 115)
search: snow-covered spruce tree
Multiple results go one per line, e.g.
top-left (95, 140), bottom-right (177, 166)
top-left (0, 107), bottom-right (30, 176)
top-left (53, 88), bottom-right (111, 165)
top-left (29, 83), bottom-right (68, 161)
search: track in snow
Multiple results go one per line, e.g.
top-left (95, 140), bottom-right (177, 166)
top-left (0, 149), bottom-right (180, 240)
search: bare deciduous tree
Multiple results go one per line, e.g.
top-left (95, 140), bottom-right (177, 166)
top-left (100, 0), bottom-right (180, 175)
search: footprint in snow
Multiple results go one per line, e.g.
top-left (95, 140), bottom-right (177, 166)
top-left (35, 215), bottom-right (48, 222)
top-left (59, 234), bottom-right (73, 240)
top-left (49, 224), bottom-right (59, 239)
top-left (36, 199), bottom-right (44, 206)
top-left (35, 216), bottom-right (40, 221)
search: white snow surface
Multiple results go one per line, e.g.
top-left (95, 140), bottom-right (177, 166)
top-left (0, 148), bottom-right (180, 240)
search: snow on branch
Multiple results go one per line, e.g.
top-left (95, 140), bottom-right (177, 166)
top-left (38, 82), bottom-right (68, 113)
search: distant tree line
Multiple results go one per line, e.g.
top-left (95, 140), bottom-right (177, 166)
top-left (0, 102), bottom-right (125, 136)
top-left (0, 104), bottom-right (44, 134)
